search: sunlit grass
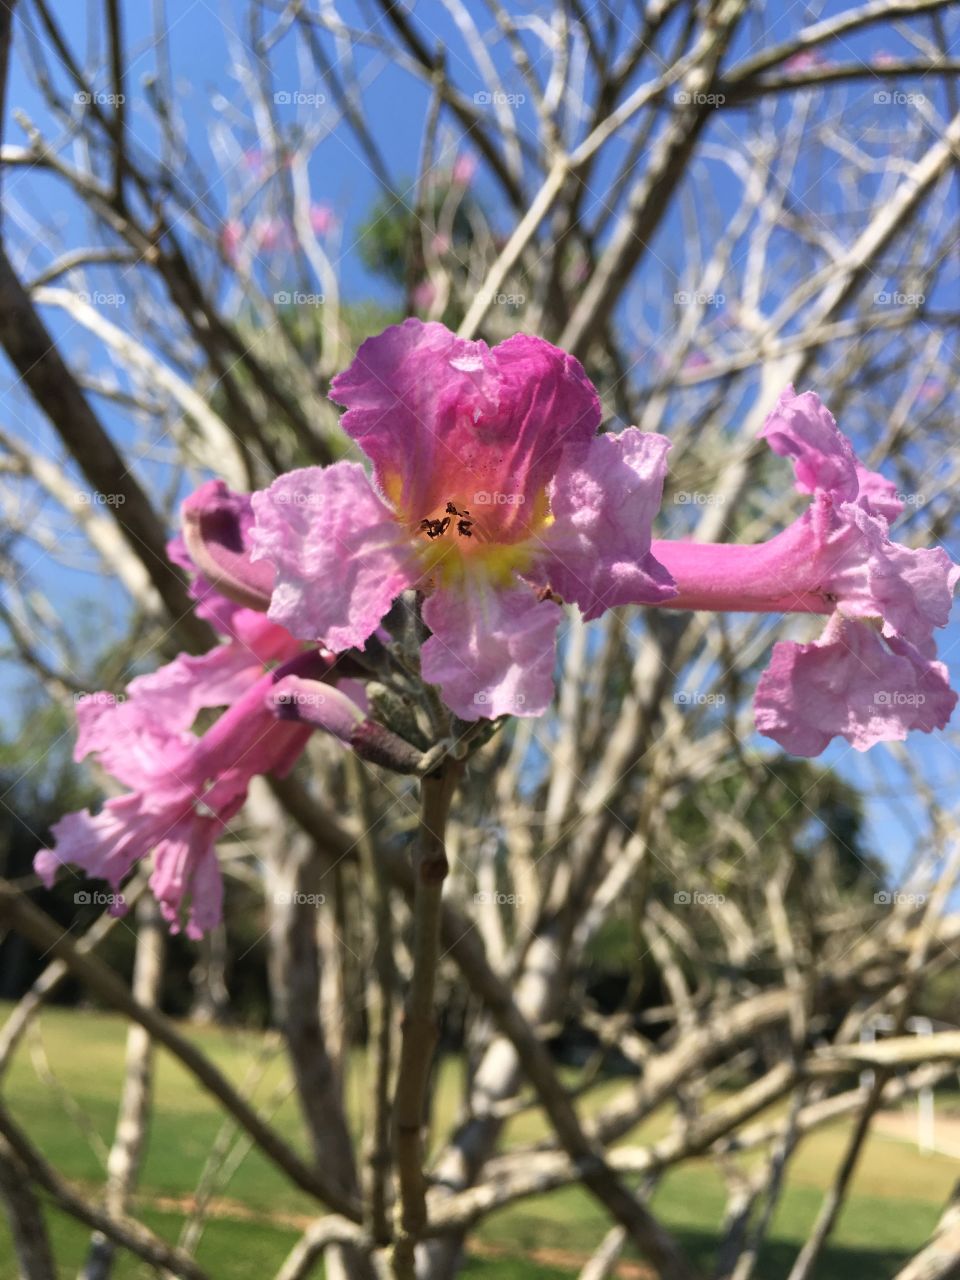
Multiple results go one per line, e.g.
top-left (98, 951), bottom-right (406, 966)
top-left (1, 1003), bottom-right (955, 1277)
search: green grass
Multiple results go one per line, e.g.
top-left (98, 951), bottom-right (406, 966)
top-left (0, 1003), bottom-right (955, 1277)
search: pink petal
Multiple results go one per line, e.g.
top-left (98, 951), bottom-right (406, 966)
top-left (755, 614), bottom-right (957, 755)
top-left (855, 464), bottom-right (903, 522)
top-left (329, 320), bottom-right (600, 541)
top-left (150, 815), bottom-right (224, 937)
top-left (813, 499), bottom-right (959, 640)
top-left (250, 463), bottom-right (419, 651)
top-left (532, 428), bottom-right (676, 619)
top-left (759, 386), bottom-right (859, 501)
top-left (38, 796), bottom-right (172, 891)
top-left (421, 579), bottom-right (563, 719)
top-left (271, 675), bottom-right (364, 740)
top-left (168, 532), bottom-right (300, 663)
top-left (181, 479), bottom-right (275, 612)
top-left (74, 645), bottom-right (267, 792)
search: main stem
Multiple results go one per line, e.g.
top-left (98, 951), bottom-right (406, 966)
top-left (391, 764), bottom-right (460, 1279)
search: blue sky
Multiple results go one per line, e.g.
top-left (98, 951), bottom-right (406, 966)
top-left (2, 1), bottom-right (958, 877)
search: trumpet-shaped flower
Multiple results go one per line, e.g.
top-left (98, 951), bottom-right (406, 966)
top-left (35, 651), bottom-right (329, 937)
top-left (250, 319), bottom-right (676, 718)
top-left (35, 494), bottom-right (322, 936)
top-left (653, 387), bottom-right (957, 754)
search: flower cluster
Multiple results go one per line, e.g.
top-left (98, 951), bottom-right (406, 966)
top-left (36, 322), bottom-right (957, 934)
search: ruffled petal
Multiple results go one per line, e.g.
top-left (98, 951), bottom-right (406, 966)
top-left (759, 386), bottom-right (859, 502)
top-left (182, 479), bottom-right (275, 611)
top-left (855, 464), bottom-right (903, 522)
top-left (73, 645), bottom-right (267, 792)
top-left (532, 428), bottom-right (676, 619)
top-left (421, 578), bottom-right (563, 719)
top-left (250, 462), bottom-right (419, 651)
top-left (811, 499), bottom-right (959, 640)
top-left (168, 532), bottom-right (301, 663)
top-left (329, 319), bottom-right (600, 540)
top-left (150, 814), bottom-right (224, 938)
top-left (754, 614), bottom-right (957, 755)
top-left (36, 795), bottom-right (169, 892)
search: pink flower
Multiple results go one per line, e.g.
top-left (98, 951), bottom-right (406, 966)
top-left (411, 280), bottom-right (437, 312)
top-left (36, 651), bottom-right (327, 938)
top-left (452, 152), bottom-right (478, 187)
top-left (653, 387), bottom-right (958, 754)
top-left (309, 203), bottom-right (336, 236)
top-left (250, 319), bottom-right (676, 719)
top-left (221, 219), bottom-right (244, 264)
top-left (36, 487), bottom-right (312, 936)
top-left (783, 50), bottom-right (829, 74)
top-left (255, 216), bottom-right (291, 253)
top-left (168, 480), bottom-right (297, 662)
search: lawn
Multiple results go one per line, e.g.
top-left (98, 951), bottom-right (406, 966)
top-left (0, 1004), bottom-right (955, 1277)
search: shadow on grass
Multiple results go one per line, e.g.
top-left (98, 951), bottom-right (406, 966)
top-left (679, 1225), bottom-right (913, 1280)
